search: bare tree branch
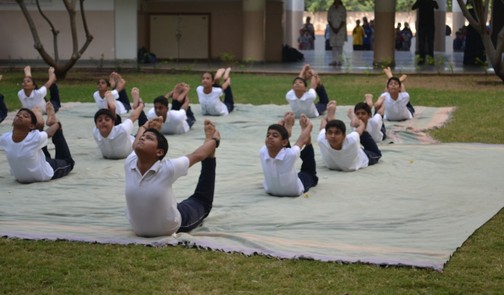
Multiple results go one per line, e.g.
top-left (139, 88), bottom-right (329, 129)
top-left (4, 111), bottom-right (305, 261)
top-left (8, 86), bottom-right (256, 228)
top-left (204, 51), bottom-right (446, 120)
top-left (36, 0), bottom-right (60, 62)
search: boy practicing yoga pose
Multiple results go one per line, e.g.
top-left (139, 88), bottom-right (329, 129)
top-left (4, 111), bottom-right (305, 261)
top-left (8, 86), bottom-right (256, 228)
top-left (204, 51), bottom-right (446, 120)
top-left (317, 101), bottom-right (381, 171)
top-left (166, 82), bottom-right (196, 128)
top-left (196, 68), bottom-right (234, 116)
top-left (125, 118), bottom-right (221, 237)
top-left (93, 72), bottom-right (131, 125)
top-left (0, 102), bottom-right (74, 183)
top-left (18, 66), bottom-right (61, 121)
top-left (354, 93), bottom-right (386, 143)
top-left (93, 88), bottom-right (146, 159)
top-left (285, 74), bottom-right (320, 119)
top-left (259, 112), bottom-right (318, 197)
top-left (375, 67), bottom-right (414, 121)
top-left (147, 83), bottom-right (195, 135)
top-left (298, 64), bottom-right (330, 115)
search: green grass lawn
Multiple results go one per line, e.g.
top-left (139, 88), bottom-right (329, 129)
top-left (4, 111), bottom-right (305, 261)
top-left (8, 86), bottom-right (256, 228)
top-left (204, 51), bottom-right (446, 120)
top-left (1, 70), bottom-right (503, 294)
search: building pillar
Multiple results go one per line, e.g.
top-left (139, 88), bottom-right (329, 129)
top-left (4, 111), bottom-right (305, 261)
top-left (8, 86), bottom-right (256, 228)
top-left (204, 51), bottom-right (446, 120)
top-left (243, 0), bottom-right (265, 61)
top-left (373, 0), bottom-right (396, 67)
top-left (284, 0), bottom-right (304, 48)
top-left (434, 0), bottom-right (446, 52)
top-left (115, 0), bottom-right (138, 60)
top-left (452, 0), bottom-right (465, 34)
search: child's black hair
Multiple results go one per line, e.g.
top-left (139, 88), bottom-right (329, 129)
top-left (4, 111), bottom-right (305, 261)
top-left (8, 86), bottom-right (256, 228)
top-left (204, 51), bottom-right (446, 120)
top-left (267, 124), bottom-right (289, 140)
top-left (292, 76), bottom-right (307, 87)
top-left (94, 108), bottom-right (115, 123)
top-left (325, 119), bottom-right (346, 134)
top-left (145, 128), bottom-right (169, 160)
top-left (153, 96), bottom-right (169, 107)
top-left (18, 108), bottom-right (37, 127)
top-left (354, 102), bottom-right (372, 116)
top-left (387, 76), bottom-right (401, 87)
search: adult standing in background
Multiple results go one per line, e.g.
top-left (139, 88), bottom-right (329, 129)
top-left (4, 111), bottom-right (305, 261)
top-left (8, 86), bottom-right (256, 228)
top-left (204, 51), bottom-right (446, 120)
top-left (327, 0), bottom-right (347, 66)
top-left (412, 0), bottom-right (439, 65)
top-left (302, 16), bottom-right (316, 50)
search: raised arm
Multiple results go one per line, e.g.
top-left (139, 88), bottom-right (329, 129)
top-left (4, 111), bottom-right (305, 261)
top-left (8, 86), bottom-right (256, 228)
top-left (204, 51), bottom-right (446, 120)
top-left (347, 108), bottom-right (365, 135)
top-left (129, 87), bottom-right (145, 123)
top-left (43, 67), bottom-right (57, 89)
top-left (375, 94), bottom-right (386, 111)
top-left (299, 64), bottom-right (310, 79)
top-left (186, 120), bottom-right (219, 167)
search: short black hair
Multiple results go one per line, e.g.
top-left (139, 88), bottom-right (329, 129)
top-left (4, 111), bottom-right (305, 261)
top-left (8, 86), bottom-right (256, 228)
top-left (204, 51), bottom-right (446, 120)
top-left (354, 102), bottom-right (372, 116)
top-left (94, 108), bottom-right (115, 123)
top-left (292, 77), bottom-right (307, 87)
top-left (153, 96), bottom-right (169, 107)
top-left (387, 76), bottom-right (401, 87)
top-left (97, 78), bottom-right (111, 87)
top-left (325, 119), bottom-right (346, 134)
top-left (145, 128), bottom-right (169, 160)
top-left (267, 124), bottom-right (289, 140)
top-left (18, 108), bottom-right (37, 126)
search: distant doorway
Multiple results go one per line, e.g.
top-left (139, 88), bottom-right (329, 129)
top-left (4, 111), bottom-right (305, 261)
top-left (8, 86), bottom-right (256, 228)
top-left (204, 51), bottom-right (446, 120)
top-left (150, 14), bottom-right (209, 60)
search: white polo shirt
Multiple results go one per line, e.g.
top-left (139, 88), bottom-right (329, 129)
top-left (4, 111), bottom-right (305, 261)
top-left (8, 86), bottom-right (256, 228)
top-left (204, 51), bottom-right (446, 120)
top-left (367, 113), bottom-right (384, 143)
top-left (383, 92), bottom-right (413, 121)
top-left (196, 86), bottom-right (229, 116)
top-left (285, 88), bottom-right (319, 118)
top-left (317, 130), bottom-right (369, 171)
top-left (93, 119), bottom-right (134, 159)
top-left (124, 153), bottom-right (189, 237)
top-left (18, 86), bottom-right (47, 113)
top-left (259, 145), bottom-right (304, 197)
top-left (93, 89), bottom-right (127, 115)
top-left (0, 130), bottom-right (54, 183)
top-left (147, 108), bottom-right (189, 135)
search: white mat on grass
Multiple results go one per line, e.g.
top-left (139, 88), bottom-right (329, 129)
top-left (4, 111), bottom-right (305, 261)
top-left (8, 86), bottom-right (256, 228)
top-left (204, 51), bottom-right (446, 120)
top-left (0, 103), bottom-right (502, 271)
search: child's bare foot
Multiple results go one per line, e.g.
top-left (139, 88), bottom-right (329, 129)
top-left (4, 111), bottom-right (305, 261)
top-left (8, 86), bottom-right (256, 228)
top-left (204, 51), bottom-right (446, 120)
top-left (399, 74), bottom-right (407, 82)
top-left (105, 91), bottom-right (117, 114)
top-left (149, 116), bottom-right (163, 131)
top-left (131, 87), bottom-right (142, 109)
top-left (204, 119), bottom-right (220, 157)
top-left (364, 94), bottom-right (373, 108)
top-left (0, 74), bottom-right (3, 81)
top-left (109, 72), bottom-right (117, 88)
top-left (24, 66), bottom-right (32, 77)
top-left (281, 112), bottom-right (295, 139)
top-left (45, 102), bottom-right (58, 126)
top-left (383, 67), bottom-right (393, 78)
top-left (327, 100), bottom-right (336, 120)
top-left (224, 67), bottom-right (231, 80)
